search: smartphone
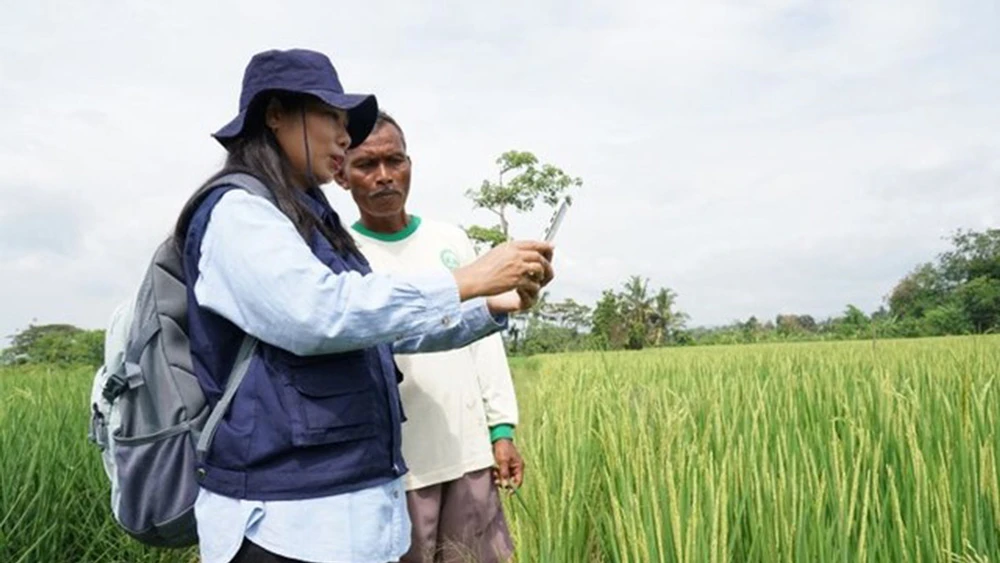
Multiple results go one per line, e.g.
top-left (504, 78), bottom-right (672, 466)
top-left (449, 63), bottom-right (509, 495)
top-left (543, 199), bottom-right (571, 242)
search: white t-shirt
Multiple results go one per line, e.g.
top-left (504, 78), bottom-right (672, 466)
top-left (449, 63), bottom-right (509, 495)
top-left (351, 215), bottom-right (519, 490)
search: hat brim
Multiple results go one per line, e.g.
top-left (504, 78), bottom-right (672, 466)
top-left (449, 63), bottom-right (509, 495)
top-left (212, 90), bottom-right (378, 149)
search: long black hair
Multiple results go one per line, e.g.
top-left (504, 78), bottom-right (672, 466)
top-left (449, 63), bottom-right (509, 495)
top-left (177, 92), bottom-right (360, 257)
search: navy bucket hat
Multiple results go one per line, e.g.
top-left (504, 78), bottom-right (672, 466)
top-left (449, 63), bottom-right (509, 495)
top-left (213, 49), bottom-right (378, 149)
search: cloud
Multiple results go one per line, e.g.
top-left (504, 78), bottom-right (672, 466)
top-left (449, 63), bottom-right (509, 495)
top-left (0, 0), bottom-right (997, 343)
top-left (0, 184), bottom-right (86, 259)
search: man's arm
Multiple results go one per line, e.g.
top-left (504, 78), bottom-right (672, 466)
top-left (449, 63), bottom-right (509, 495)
top-left (470, 331), bottom-right (519, 434)
top-left (455, 225), bottom-right (524, 488)
top-left (470, 331), bottom-right (524, 490)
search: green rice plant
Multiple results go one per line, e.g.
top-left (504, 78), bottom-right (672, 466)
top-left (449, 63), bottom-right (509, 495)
top-left (2, 335), bottom-right (998, 562)
top-left (0, 365), bottom-right (196, 563)
top-left (503, 336), bottom-right (1000, 562)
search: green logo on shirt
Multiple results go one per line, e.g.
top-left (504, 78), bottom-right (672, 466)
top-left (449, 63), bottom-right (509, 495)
top-left (440, 249), bottom-right (460, 270)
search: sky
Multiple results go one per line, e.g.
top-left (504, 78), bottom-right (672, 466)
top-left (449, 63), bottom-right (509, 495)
top-left (1, 0), bottom-right (998, 342)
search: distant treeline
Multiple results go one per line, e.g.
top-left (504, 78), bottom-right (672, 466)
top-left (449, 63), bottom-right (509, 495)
top-left (505, 228), bottom-right (1000, 355)
top-left (3, 228), bottom-right (998, 365)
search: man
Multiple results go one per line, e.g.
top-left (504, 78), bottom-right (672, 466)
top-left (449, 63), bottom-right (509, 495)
top-left (335, 111), bottom-right (524, 563)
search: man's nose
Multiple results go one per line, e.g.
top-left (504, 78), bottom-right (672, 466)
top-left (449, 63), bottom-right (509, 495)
top-left (375, 162), bottom-right (392, 183)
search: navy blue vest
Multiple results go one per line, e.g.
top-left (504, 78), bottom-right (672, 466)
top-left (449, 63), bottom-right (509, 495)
top-left (182, 185), bottom-right (407, 500)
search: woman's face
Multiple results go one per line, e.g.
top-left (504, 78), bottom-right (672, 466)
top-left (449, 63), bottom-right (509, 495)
top-left (267, 97), bottom-right (351, 186)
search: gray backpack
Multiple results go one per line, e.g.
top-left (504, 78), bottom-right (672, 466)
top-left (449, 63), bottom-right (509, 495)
top-left (88, 172), bottom-right (273, 548)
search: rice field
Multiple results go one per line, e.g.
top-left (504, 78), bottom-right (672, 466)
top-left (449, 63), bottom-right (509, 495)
top-left (2, 335), bottom-right (998, 562)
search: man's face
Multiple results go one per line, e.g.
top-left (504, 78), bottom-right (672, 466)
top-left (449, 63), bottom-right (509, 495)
top-left (338, 122), bottom-right (411, 221)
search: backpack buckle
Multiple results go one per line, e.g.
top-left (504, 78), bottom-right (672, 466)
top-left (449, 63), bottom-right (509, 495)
top-left (102, 374), bottom-right (128, 403)
top-left (103, 362), bottom-right (144, 402)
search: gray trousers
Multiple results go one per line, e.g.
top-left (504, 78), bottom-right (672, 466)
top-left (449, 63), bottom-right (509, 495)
top-left (401, 468), bottom-right (514, 563)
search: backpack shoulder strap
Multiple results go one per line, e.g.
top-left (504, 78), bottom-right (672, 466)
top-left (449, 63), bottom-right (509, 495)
top-left (104, 173), bottom-right (273, 407)
top-left (213, 172), bottom-right (275, 204)
top-left (182, 173), bottom-right (274, 460)
top-left (195, 333), bottom-right (258, 462)
top-left (173, 172), bottom-right (277, 242)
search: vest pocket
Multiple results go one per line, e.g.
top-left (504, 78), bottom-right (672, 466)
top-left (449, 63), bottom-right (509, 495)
top-left (281, 351), bottom-right (380, 446)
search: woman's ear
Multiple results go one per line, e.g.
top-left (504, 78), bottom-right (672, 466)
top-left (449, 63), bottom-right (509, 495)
top-left (264, 98), bottom-right (285, 133)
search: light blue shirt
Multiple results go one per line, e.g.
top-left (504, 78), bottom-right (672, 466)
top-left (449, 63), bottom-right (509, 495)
top-left (192, 189), bottom-right (508, 563)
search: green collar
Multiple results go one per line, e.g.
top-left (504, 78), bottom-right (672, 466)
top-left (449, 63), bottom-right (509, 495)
top-left (351, 215), bottom-right (422, 242)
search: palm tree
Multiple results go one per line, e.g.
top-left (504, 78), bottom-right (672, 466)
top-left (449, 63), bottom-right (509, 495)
top-left (649, 287), bottom-right (686, 345)
top-left (620, 276), bottom-right (654, 349)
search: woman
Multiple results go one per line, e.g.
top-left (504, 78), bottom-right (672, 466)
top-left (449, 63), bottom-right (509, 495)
top-left (184, 49), bottom-right (553, 563)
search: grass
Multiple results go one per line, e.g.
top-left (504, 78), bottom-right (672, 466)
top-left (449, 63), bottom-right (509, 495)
top-left (2, 336), bottom-right (998, 561)
top-left (0, 364), bottom-right (197, 562)
top-left (502, 336), bottom-right (1000, 562)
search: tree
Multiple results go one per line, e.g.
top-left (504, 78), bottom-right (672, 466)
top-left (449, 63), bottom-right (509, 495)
top-left (936, 229), bottom-right (1000, 332)
top-left (835, 304), bottom-right (871, 338)
top-left (775, 314), bottom-right (804, 336)
top-left (464, 150), bottom-right (582, 250)
top-left (518, 322), bottom-right (580, 355)
top-left (870, 306), bottom-right (890, 322)
top-left (620, 276), bottom-right (654, 349)
top-left (591, 290), bottom-right (624, 350)
top-left (956, 276), bottom-right (1000, 332)
top-left (922, 300), bottom-right (973, 336)
top-left (507, 293), bottom-right (593, 355)
top-left (883, 229), bottom-right (1000, 335)
top-left (842, 304), bottom-right (869, 327)
top-left (1, 324), bottom-right (103, 367)
top-left (888, 262), bottom-right (947, 319)
top-left (505, 290), bottom-right (551, 354)
top-left (797, 315), bottom-right (818, 333)
top-left (742, 316), bottom-right (763, 343)
top-left (939, 229), bottom-right (1000, 286)
top-left (650, 288), bottom-right (686, 345)
top-left (587, 277), bottom-right (687, 351)
top-left (463, 225), bottom-right (508, 253)
top-left (547, 298), bottom-right (592, 333)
